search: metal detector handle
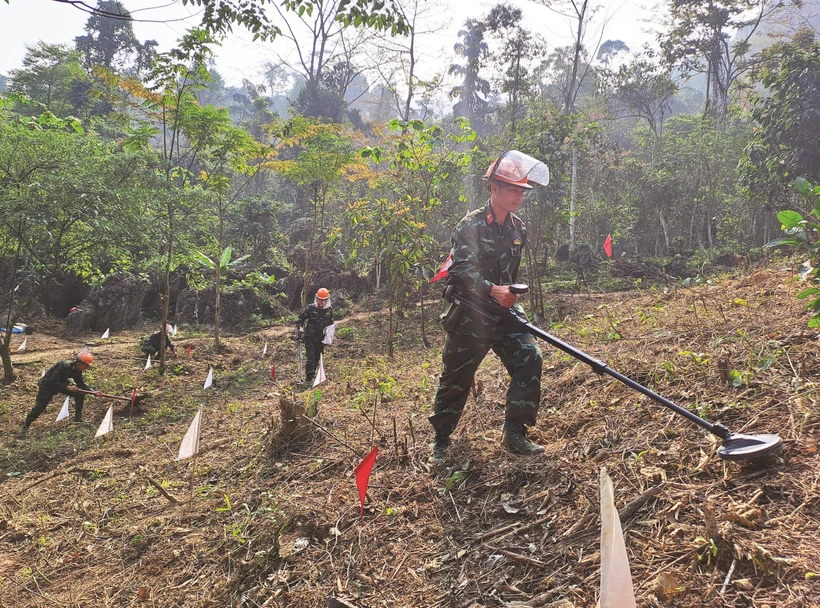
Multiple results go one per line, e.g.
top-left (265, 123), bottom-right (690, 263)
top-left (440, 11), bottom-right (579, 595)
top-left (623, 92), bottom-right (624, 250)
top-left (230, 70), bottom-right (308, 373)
top-left (503, 310), bottom-right (730, 439)
top-left (74, 388), bottom-right (131, 402)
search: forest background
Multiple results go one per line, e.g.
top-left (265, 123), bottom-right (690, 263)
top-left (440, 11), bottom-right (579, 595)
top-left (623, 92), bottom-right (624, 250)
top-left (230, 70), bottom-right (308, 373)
top-left (1, 0), bottom-right (820, 377)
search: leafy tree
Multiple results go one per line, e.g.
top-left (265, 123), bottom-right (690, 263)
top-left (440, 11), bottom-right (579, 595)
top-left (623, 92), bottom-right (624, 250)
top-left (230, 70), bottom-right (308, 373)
top-left (7, 43), bottom-right (91, 118)
top-left (484, 3), bottom-right (543, 137)
top-left (449, 19), bottom-right (490, 132)
top-left (660, 0), bottom-right (789, 122)
top-left (0, 94), bottom-right (147, 381)
top-left (607, 50), bottom-right (677, 151)
top-left (350, 117), bottom-right (476, 351)
top-left (273, 120), bottom-right (358, 306)
top-left (75, 0), bottom-right (157, 75)
top-left (747, 41), bottom-right (820, 187)
top-left (122, 30), bottom-right (226, 371)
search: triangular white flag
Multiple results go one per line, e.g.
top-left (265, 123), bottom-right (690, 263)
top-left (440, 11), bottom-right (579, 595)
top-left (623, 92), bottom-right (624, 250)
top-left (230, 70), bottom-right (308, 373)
top-left (17, 337), bottom-right (27, 351)
top-left (172, 324), bottom-right (178, 335)
top-left (322, 324), bottom-right (336, 345)
top-left (262, 342), bottom-right (268, 357)
top-left (101, 328), bottom-right (110, 339)
top-left (203, 367), bottom-right (213, 389)
top-left (56, 396), bottom-right (70, 422)
top-left (176, 408), bottom-right (202, 461)
top-left (145, 353), bottom-right (152, 370)
top-left (95, 405), bottom-right (114, 438)
top-left (600, 468), bottom-right (637, 608)
top-left (312, 355), bottom-right (326, 387)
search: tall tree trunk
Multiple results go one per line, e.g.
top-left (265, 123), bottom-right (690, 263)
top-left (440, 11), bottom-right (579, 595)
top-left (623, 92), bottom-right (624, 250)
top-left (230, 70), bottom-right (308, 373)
top-left (420, 280), bottom-right (430, 348)
top-left (160, 205), bottom-right (173, 375)
top-left (659, 208), bottom-right (670, 251)
top-left (388, 292), bottom-right (394, 358)
top-left (214, 205), bottom-right (224, 349)
top-left (2, 239), bottom-right (21, 384)
top-left (569, 147), bottom-right (578, 248)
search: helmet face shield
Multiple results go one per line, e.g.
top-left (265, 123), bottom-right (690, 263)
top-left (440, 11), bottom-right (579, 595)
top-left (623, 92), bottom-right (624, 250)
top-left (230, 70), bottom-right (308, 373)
top-left (485, 150), bottom-right (550, 189)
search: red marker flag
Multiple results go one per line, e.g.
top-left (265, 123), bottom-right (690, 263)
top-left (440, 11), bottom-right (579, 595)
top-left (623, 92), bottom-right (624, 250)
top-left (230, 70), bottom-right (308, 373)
top-left (430, 253), bottom-right (453, 283)
top-left (270, 365), bottom-right (276, 380)
top-left (603, 233), bottom-right (613, 258)
top-left (354, 447), bottom-right (379, 517)
top-left (186, 344), bottom-right (192, 357)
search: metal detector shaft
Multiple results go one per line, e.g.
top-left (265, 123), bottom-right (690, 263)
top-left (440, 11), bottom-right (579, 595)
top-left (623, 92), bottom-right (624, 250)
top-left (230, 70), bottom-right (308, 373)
top-left (447, 289), bottom-right (730, 440)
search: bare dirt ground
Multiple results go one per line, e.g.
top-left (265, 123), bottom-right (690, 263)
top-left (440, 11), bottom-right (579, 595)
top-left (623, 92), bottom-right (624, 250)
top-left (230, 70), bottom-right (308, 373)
top-left (1, 265), bottom-right (820, 607)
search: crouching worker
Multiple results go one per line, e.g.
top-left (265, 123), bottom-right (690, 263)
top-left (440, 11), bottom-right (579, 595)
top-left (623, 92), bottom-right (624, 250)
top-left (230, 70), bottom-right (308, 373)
top-left (21, 352), bottom-right (100, 436)
top-left (296, 288), bottom-right (333, 386)
top-left (141, 325), bottom-right (175, 357)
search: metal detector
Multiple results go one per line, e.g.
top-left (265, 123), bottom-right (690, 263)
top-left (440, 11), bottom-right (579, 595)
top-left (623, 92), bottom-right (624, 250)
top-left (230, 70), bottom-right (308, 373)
top-left (445, 284), bottom-right (782, 461)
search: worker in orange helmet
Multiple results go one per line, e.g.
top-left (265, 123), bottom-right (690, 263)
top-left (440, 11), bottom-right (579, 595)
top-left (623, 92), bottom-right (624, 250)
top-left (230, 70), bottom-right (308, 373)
top-left (296, 288), bottom-right (334, 386)
top-left (20, 352), bottom-right (101, 436)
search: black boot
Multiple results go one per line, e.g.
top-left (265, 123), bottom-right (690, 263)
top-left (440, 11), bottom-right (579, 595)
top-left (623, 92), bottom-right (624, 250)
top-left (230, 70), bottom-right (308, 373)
top-left (502, 423), bottom-right (544, 455)
top-left (430, 434), bottom-right (451, 463)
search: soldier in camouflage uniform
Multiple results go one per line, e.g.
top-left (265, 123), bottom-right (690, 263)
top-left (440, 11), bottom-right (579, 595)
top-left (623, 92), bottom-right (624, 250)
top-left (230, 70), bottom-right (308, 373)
top-left (429, 155), bottom-right (545, 461)
top-left (21, 352), bottom-right (100, 436)
top-left (296, 288), bottom-right (334, 385)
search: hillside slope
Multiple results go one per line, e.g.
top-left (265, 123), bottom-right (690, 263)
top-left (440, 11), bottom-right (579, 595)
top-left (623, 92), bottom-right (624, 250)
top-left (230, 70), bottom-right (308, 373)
top-left (1, 266), bottom-right (819, 607)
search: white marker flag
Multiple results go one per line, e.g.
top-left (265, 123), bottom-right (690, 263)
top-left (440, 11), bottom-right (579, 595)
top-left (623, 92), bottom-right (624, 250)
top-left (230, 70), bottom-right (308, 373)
top-left (312, 355), bottom-right (326, 387)
top-left (56, 396), bottom-right (70, 422)
top-left (262, 342), bottom-right (268, 357)
top-left (95, 405), bottom-right (114, 438)
top-left (145, 354), bottom-right (152, 370)
top-left (322, 324), bottom-right (336, 345)
top-left (101, 328), bottom-right (110, 339)
top-left (176, 408), bottom-right (202, 461)
top-left (600, 468), bottom-right (637, 608)
top-left (17, 337), bottom-right (27, 351)
top-left (41, 368), bottom-right (46, 378)
top-left (172, 324), bottom-right (178, 336)
top-left (203, 367), bottom-right (213, 389)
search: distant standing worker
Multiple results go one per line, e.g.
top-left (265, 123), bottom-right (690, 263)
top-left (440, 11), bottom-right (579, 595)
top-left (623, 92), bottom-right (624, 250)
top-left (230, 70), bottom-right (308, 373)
top-left (429, 150), bottom-right (551, 462)
top-left (296, 288), bottom-right (334, 385)
top-left (141, 325), bottom-right (175, 357)
top-left (21, 352), bottom-right (100, 436)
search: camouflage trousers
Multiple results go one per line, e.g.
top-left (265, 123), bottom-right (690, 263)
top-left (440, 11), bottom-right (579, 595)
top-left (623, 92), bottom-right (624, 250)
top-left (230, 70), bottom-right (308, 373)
top-left (25, 387), bottom-right (85, 426)
top-left (429, 330), bottom-right (542, 437)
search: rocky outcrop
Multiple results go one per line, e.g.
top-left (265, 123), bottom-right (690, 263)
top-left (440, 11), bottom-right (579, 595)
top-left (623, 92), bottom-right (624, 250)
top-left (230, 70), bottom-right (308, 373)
top-left (65, 275), bottom-right (148, 335)
top-left (174, 287), bottom-right (261, 329)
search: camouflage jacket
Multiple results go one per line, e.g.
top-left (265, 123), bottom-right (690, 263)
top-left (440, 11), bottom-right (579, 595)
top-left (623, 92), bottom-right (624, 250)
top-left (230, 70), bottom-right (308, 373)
top-left (442, 201), bottom-right (527, 339)
top-left (39, 361), bottom-right (90, 393)
top-left (296, 304), bottom-right (334, 341)
top-left (143, 332), bottom-right (175, 353)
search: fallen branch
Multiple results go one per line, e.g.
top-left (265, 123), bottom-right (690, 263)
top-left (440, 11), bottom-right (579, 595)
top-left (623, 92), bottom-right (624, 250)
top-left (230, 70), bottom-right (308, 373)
top-left (478, 513), bottom-right (553, 543)
top-left (302, 414), bottom-right (360, 456)
top-left (145, 476), bottom-right (179, 504)
top-left (619, 482), bottom-right (665, 521)
top-left (488, 547), bottom-right (549, 568)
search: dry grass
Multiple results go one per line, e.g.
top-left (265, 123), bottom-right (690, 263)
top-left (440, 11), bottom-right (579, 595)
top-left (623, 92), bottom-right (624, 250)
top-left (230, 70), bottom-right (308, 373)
top-left (1, 265), bottom-right (819, 607)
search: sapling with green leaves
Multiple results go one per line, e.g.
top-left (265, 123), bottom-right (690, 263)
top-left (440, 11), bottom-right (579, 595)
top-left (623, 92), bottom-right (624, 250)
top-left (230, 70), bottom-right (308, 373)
top-left (196, 246), bottom-right (250, 347)
top-left (767, 178), bottom-right (820, 327)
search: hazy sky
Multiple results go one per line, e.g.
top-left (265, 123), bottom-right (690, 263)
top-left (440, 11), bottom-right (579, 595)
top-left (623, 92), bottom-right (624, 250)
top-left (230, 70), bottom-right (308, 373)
top-left (0, 0), bottom-right (657, 87)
